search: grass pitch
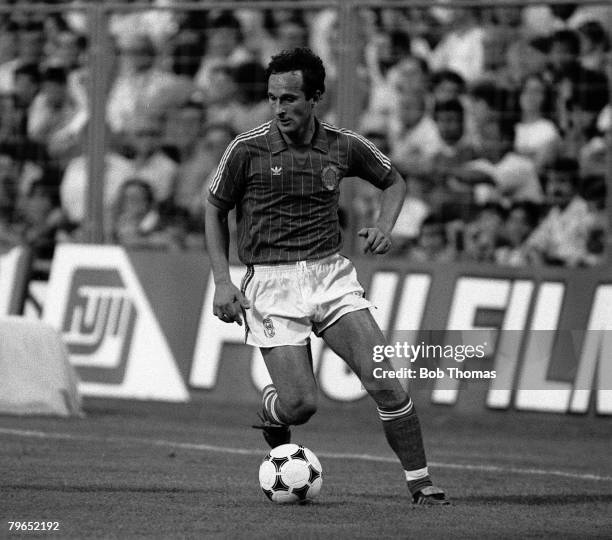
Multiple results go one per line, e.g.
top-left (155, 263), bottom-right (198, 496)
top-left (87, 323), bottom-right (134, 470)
top-left (1, 398), bottom-right (611, 539)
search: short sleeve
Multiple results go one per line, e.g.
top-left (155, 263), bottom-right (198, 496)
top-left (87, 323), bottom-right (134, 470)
top-left (207, 140), bottom-right (248, 210)
top-left (346, 130), bottom-right (393, 189)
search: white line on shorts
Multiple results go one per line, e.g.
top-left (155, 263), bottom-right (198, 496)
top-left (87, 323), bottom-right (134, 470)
top-left (1, 427), bottom-right (610, 483)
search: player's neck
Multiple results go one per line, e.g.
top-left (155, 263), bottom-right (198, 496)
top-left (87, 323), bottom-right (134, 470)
top-left (282, 116), bottom-right (316, 148)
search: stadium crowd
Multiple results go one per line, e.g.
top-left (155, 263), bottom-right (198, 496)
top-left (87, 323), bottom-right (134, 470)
top-left (0, 1), bottom-right (610, 273)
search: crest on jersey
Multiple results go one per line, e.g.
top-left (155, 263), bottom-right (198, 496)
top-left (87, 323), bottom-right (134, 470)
top-left (271, 166), bottom-right (282, 176)
top-left (321, 165), bottom-right (340, 191)
top-left (263, 317), bottom-right (275, 338)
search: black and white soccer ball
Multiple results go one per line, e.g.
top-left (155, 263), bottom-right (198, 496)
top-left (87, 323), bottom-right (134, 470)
top-left (258, 443), bottom-right (323, 504)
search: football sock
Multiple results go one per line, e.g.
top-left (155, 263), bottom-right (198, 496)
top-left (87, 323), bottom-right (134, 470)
top-left (262, 385), bottom-right (289, 426)
top-left (377, 398), bottom-right (433, 495)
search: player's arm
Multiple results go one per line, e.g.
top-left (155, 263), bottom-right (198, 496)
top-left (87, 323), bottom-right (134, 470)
top-left (205, 201), bottom-right (249, 325)
top-left (358, 167), bottom-right (406, 254)
top-left (346, 130), bottom-right (406, 255)
top-left (205, 142), bottom-right (250, 325)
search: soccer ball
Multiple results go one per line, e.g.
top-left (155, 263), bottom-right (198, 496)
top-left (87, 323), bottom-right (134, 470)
top-left (258, 443), bottom-right (323, 504)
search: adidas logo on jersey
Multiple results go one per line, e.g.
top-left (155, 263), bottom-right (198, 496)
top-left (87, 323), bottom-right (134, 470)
top-left (271, 166), bottom-right (282, 176)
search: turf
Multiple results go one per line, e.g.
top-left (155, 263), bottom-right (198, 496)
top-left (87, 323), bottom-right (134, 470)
top-left (1, 398), bottom-right (611, 539)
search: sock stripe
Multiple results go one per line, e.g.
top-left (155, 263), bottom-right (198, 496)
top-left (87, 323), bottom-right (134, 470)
top-left (263, 392), bottom-right (274, 413)
top-left (377, 399), bottom-right (413, 421)
top-left (263, 385), bottom-right (276, 400)
top-left (268, 394), bottom-right (282, 424)
top-left (404, 466), bottom-right (429, 481)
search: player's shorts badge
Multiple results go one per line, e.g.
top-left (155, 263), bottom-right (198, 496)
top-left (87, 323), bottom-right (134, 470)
top-left (263, 317), bottom-right (275, 338)
top-left (321, 165), bottom-right (341, 191)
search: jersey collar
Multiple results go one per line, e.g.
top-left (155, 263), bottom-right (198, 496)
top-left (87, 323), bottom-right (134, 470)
top-left (269, 118), bottom-right (329, 155)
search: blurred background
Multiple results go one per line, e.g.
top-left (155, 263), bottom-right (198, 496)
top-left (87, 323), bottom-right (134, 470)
top-left (0, 0), bottom-right (610, 276)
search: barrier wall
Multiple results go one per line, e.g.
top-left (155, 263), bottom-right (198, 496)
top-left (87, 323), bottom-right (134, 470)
top-left (33, 244), bottom-right (612, 416)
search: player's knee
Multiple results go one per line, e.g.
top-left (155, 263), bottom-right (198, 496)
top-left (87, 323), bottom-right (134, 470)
top-left (283, 394), bottom-right (317, 425)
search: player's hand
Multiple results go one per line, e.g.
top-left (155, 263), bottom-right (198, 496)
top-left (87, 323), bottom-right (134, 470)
top-left (213, 281), bottom-right (250, 325)
top-left (358, 227), bottom-right (392, 255)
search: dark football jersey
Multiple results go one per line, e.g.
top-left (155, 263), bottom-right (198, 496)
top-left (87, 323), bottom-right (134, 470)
top-left (208, 119), bottom-right (392, 264)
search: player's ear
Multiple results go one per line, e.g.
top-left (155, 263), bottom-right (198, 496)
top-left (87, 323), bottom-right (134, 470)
top-left (311, 90), bottom-right (321, 104)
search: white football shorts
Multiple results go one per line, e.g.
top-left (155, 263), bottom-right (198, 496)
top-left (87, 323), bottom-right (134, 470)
top-left (240, 253), bottom-right (373, 347)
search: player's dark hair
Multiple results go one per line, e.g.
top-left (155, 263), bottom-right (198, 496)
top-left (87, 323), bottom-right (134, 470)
top-left (266, 47), bottom-right (326, 99)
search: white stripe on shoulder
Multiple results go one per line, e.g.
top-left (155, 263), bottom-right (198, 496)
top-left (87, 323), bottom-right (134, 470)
top-left (321, 121), bottom-right (391, 169)
top-left (209, 121), bottom-right (272, 193)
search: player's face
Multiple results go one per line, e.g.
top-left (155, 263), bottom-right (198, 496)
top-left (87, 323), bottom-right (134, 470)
top-left (268, 71), bottom-right (318, 141)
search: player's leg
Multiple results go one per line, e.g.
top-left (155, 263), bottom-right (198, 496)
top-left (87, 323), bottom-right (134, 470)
top-left (260, 344), bottom-right (318, 426)
top-left (253, 343), bottom-right (317, 447)
top-left (320, 308), bottom-right (448, 505)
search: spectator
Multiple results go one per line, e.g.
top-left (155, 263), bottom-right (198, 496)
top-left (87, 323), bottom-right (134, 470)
top-left (0, 141), bottom-right (45, 215)
top-left (231, 60), bottom-right (271, 132)
top-left (60, 135), bottom-right (134, 235)
top-left (0, 64), bottom-right (41, 159)
top-left (430, 8), bottom-right (485, 83)
top-left (524, 157), bottom-right (597, 266)
top-left (107, 33), bottom-right (192, 136)
top-left (201, 63), bottom-right (241, 126)
top-left (123, 117), bottom-right (178, 204)
top-left (430, 69), bottom-right (466, 105)
top-left (505, 35), bottom-right (550, 93)
top-left (460, 115), bottom-right (543, 205)
top-left (0, 145), bottom-right (20, 229)
top-left (0, 21), bottom-right (45, 95)
top-left (429, 99), bottom-right (477, 215)
top-left (109, 0), bottom-right (179, 52)
top-left (194, 11), bottom-right (252, 94)
top-left (27, 66), bottom-right (86, 162)
top-left (274, 15), bottom-right (309, 54)
top-left (111, 178), bottom-right (189, 251)
top-left (197, 122), bottom-right (237, 207)
top-left (546, 29), bottom-right (608, 135)
top-left (581, 175), bottom-right (607, 265)
top-left (365, 46), bottom-right (429, 129)
top-left (111, 177), bottom-right (162, 246)
top-left (388, 83), bottom-right (439, 182)
top-left (465, 80), bottom-right (514, 149)
top-left (514, 73), bottom-right (561, 173)
top-left (577, 21), bottom-right (610, 72)
top-left (460, 202), bottom-right (505, 263)
top-left (164, 101), bottom-right (232, 220)
top-left (495, 201), bottom-right (541, 266)
top-left (561, 71), bottom-right (609, 178)
top-left (44, 29), bottom-right (86, 72)
top-left (408, 214), bottom-right (454, 263)
top-left (10, 180), bottom-right (66, 268)
top-left (255, 12), bottom-right (310, 63)
top-left (0, 19), bottom-right (17, 67)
